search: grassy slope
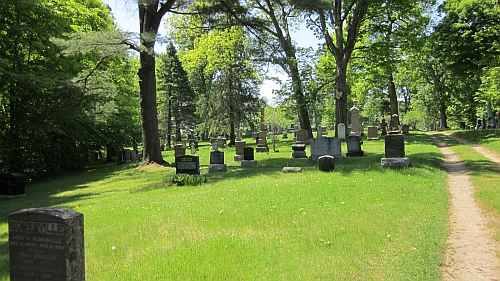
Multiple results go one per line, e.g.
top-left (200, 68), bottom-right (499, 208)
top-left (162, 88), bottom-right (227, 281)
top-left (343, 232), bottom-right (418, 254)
top-left (0, 132), bottom-right (448, 280)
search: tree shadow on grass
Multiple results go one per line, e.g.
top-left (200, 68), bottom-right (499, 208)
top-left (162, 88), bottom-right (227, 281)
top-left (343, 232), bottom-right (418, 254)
top-left (0, 161), bottom-right (136, 279)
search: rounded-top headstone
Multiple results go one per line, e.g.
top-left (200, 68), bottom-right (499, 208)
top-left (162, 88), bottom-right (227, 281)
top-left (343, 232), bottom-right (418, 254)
top-left (318, 155), bottom-right (335, 172)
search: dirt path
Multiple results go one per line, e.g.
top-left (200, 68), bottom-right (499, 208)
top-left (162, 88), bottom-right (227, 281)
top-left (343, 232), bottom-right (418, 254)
top-left (427, 133), bottom-right (500, 280)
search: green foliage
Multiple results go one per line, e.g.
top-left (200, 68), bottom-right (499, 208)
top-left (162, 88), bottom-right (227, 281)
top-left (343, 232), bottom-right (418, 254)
top-left (157, 43), bottom-right (197, 144)
top-left (402, 109), bottom-right (426, 130)
top-left (172, 173), bottom-right (206, 186)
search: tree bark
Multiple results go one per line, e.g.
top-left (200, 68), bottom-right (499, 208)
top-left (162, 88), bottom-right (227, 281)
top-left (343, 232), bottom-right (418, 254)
top-left (439, 103), bottom-right (448, 128)
top-left (335, 64), bottom-right (348, 137)
top-left (136, 0), bottom-right (176, 165)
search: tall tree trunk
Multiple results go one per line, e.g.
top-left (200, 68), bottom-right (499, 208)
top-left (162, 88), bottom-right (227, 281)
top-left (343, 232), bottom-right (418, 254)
top-left (175, 119), bottom-right (182, 142)
top-left (289, 58), bottom-right (313, 139)
top-left (8, 86), bottom-right (23, 172)
top-left (138, 44), bottom-right (164, 164)
top-left (229, 121), bottom-right (236, 146)
top-left (439, 103), bottom-right (448, 128)
top-left (137, 0), bottom-right (176, 165)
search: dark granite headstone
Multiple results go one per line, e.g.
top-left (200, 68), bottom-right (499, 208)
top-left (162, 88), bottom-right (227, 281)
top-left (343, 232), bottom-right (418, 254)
top-left (385, 134), bottom-right (405, 158)
top-left (1, 172), bottom-right (27, 197)
top-left (175, 155), bottom-right (200, 175)
top-left (210, 151), bottom-right (224, 164)
top-left (243, 147), bottom-right (254, 160)
top-left (318, 155), bottom-right (335, 172)
top-left (9, 208), bottom-right (85, 281)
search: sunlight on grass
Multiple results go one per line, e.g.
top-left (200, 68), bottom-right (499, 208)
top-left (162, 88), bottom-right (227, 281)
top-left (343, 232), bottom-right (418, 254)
top-left (0, 132), bottom-right (449, 280)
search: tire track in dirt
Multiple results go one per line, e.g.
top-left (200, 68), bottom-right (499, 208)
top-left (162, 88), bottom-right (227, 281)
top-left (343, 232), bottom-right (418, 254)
top-left (427, 133), bottom-right (500, 281)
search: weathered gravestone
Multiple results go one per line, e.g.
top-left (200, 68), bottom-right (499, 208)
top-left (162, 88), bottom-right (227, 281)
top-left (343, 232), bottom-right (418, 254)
top-left (295, 129), bottom-right (310, 145)
top-left (209, 151), bottom-right (227, 173)
top-left (234, 141), bottom-right (246, 161)
top-left (309, 137), bottom-right (343, 161)
top-left (9, 208), bottom-right (85, 281)
top-left (337, 123), bottom-right (346, 140)
top-left (175, 155), bottom-right (200, 174)
top-left (401, 124), bottom-right (410, 135)
top-left (350, 99), bottom-right (361, 136)
top-left (346, 135), bottom-right (364, 157)
top-left (174, 144), bottom-right (186, 158)
top-left (367, 126), bottom-right (379, 140)
top-left (256, 106), bottom-right (269, 152)
top-left (381, 134), bottom-right (410, 169)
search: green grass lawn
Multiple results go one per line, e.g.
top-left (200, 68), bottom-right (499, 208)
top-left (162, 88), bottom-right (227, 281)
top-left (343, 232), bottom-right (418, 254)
top-left (0, 132), bottom-right (449, 280)
top-left (452, 129), bottom-right (500, 154)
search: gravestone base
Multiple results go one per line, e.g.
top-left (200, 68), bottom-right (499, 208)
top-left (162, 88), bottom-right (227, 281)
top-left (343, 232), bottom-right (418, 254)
top-left (346, 150), bottom-right (365, 157)
top-left (292, 151), bottom-right (307, 158)
top-left (241, 160), bottom-right (258, 167)
top-left (233, 155), bottom-right (243, 161)
top-left (256, 146), bottom-right (269, 153)
top-left (0, 194), bottom-right (26, 199)
top-left (208, 164), bottom-right (227, 173)
top-left (381, 157), bottom-right (410, 169)
top-left (282, 167), bottom-right (302, 173)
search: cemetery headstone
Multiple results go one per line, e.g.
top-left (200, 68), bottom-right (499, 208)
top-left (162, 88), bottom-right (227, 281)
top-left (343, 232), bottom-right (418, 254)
top-left (318, 155), bottom-right (335, 172)
top-left (321, 126), bottom-right (327, 137)
top-left (0, 172), bottom-right (27, 198)
top-left (174, 144), bottom-right (186, 158)
top-left (175, 155), bottom-right (200, 175)
top-left (9, 208), bottom-right (85, 281)
top-left (430, 123), bottom-right (436, 131)
top-left (459, 122), bottom-right (466, 130)
top-left (257, 106), bottom-right (269, 152)
top-left (401, 124), bottom-right (410, 135)
top-left (235, 141), bottom-right (246, 156)
top-left (289, 123), bottom-right (295, 133)
top-left (190, 143), bottom-right (197, 155)
top-left (337, 123), bottom-right (346, 140)
top-left (295, 129), bottom-right (310, 145)
top-left (309, 137), bottom-right (343, 161)
top-left (381, 133), bottom-right (410, 169)
top-left (350, 99), bottom-right (361, 136)
top-left (241, 147), bottom-right (257, 167)
top-left (209, 151), bottom-right (227, 173)
top-left (245, 130), bottom-right (253, 137)
top-left (346, 135), bottom-right (364, 157)
top-left (367, 126), bottom-right (379, 140)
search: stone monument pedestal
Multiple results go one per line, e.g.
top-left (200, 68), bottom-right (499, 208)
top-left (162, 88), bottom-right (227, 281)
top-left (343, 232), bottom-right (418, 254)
top-left (208, 164), bottom-right (227, 173)
top-left (381, 157), bottom-right (410, 169)
top-left (241, 160), bottom-right (258, 167)
top-left (291, 144), bottom-right (307, 158)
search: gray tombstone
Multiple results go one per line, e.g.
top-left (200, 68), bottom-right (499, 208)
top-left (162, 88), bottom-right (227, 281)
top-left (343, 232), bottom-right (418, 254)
top-left (309, 137), bottom-right (343, 161)
top-left (350, 100), bottom-right (361, 135)
top-left (209, 151), bottom-right (227, 173)
top-left (295, 129), bottom-right (310, 145)
top-left (9, 208), bottom-right (85, 281)
top-left (337, 123), bottom-right (346, 140)
top-left (367, 126), bottom-right (379, 140)
top-left (175, 155), bottom-right (200, 175)
top-left (401, 125), bottom-right (410, 135)
top-left (381, 133), bottom-right (410, 169)
top-left (291, 144), bottom-right (307, 158)
top-left (346, 135), bottom-right (364, 157)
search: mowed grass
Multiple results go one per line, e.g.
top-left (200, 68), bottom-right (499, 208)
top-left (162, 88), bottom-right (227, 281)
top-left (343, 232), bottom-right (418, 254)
top-left (452, 129), bottom-right (500, 154)
top-left (438, 131), bottom-right (500, 240)
top-left (0, 132), bottom-right (449, 280)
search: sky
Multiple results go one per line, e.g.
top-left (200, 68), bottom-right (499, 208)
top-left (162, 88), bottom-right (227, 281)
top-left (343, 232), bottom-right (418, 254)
top-left (102, 0), bottom-right (321, 103)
